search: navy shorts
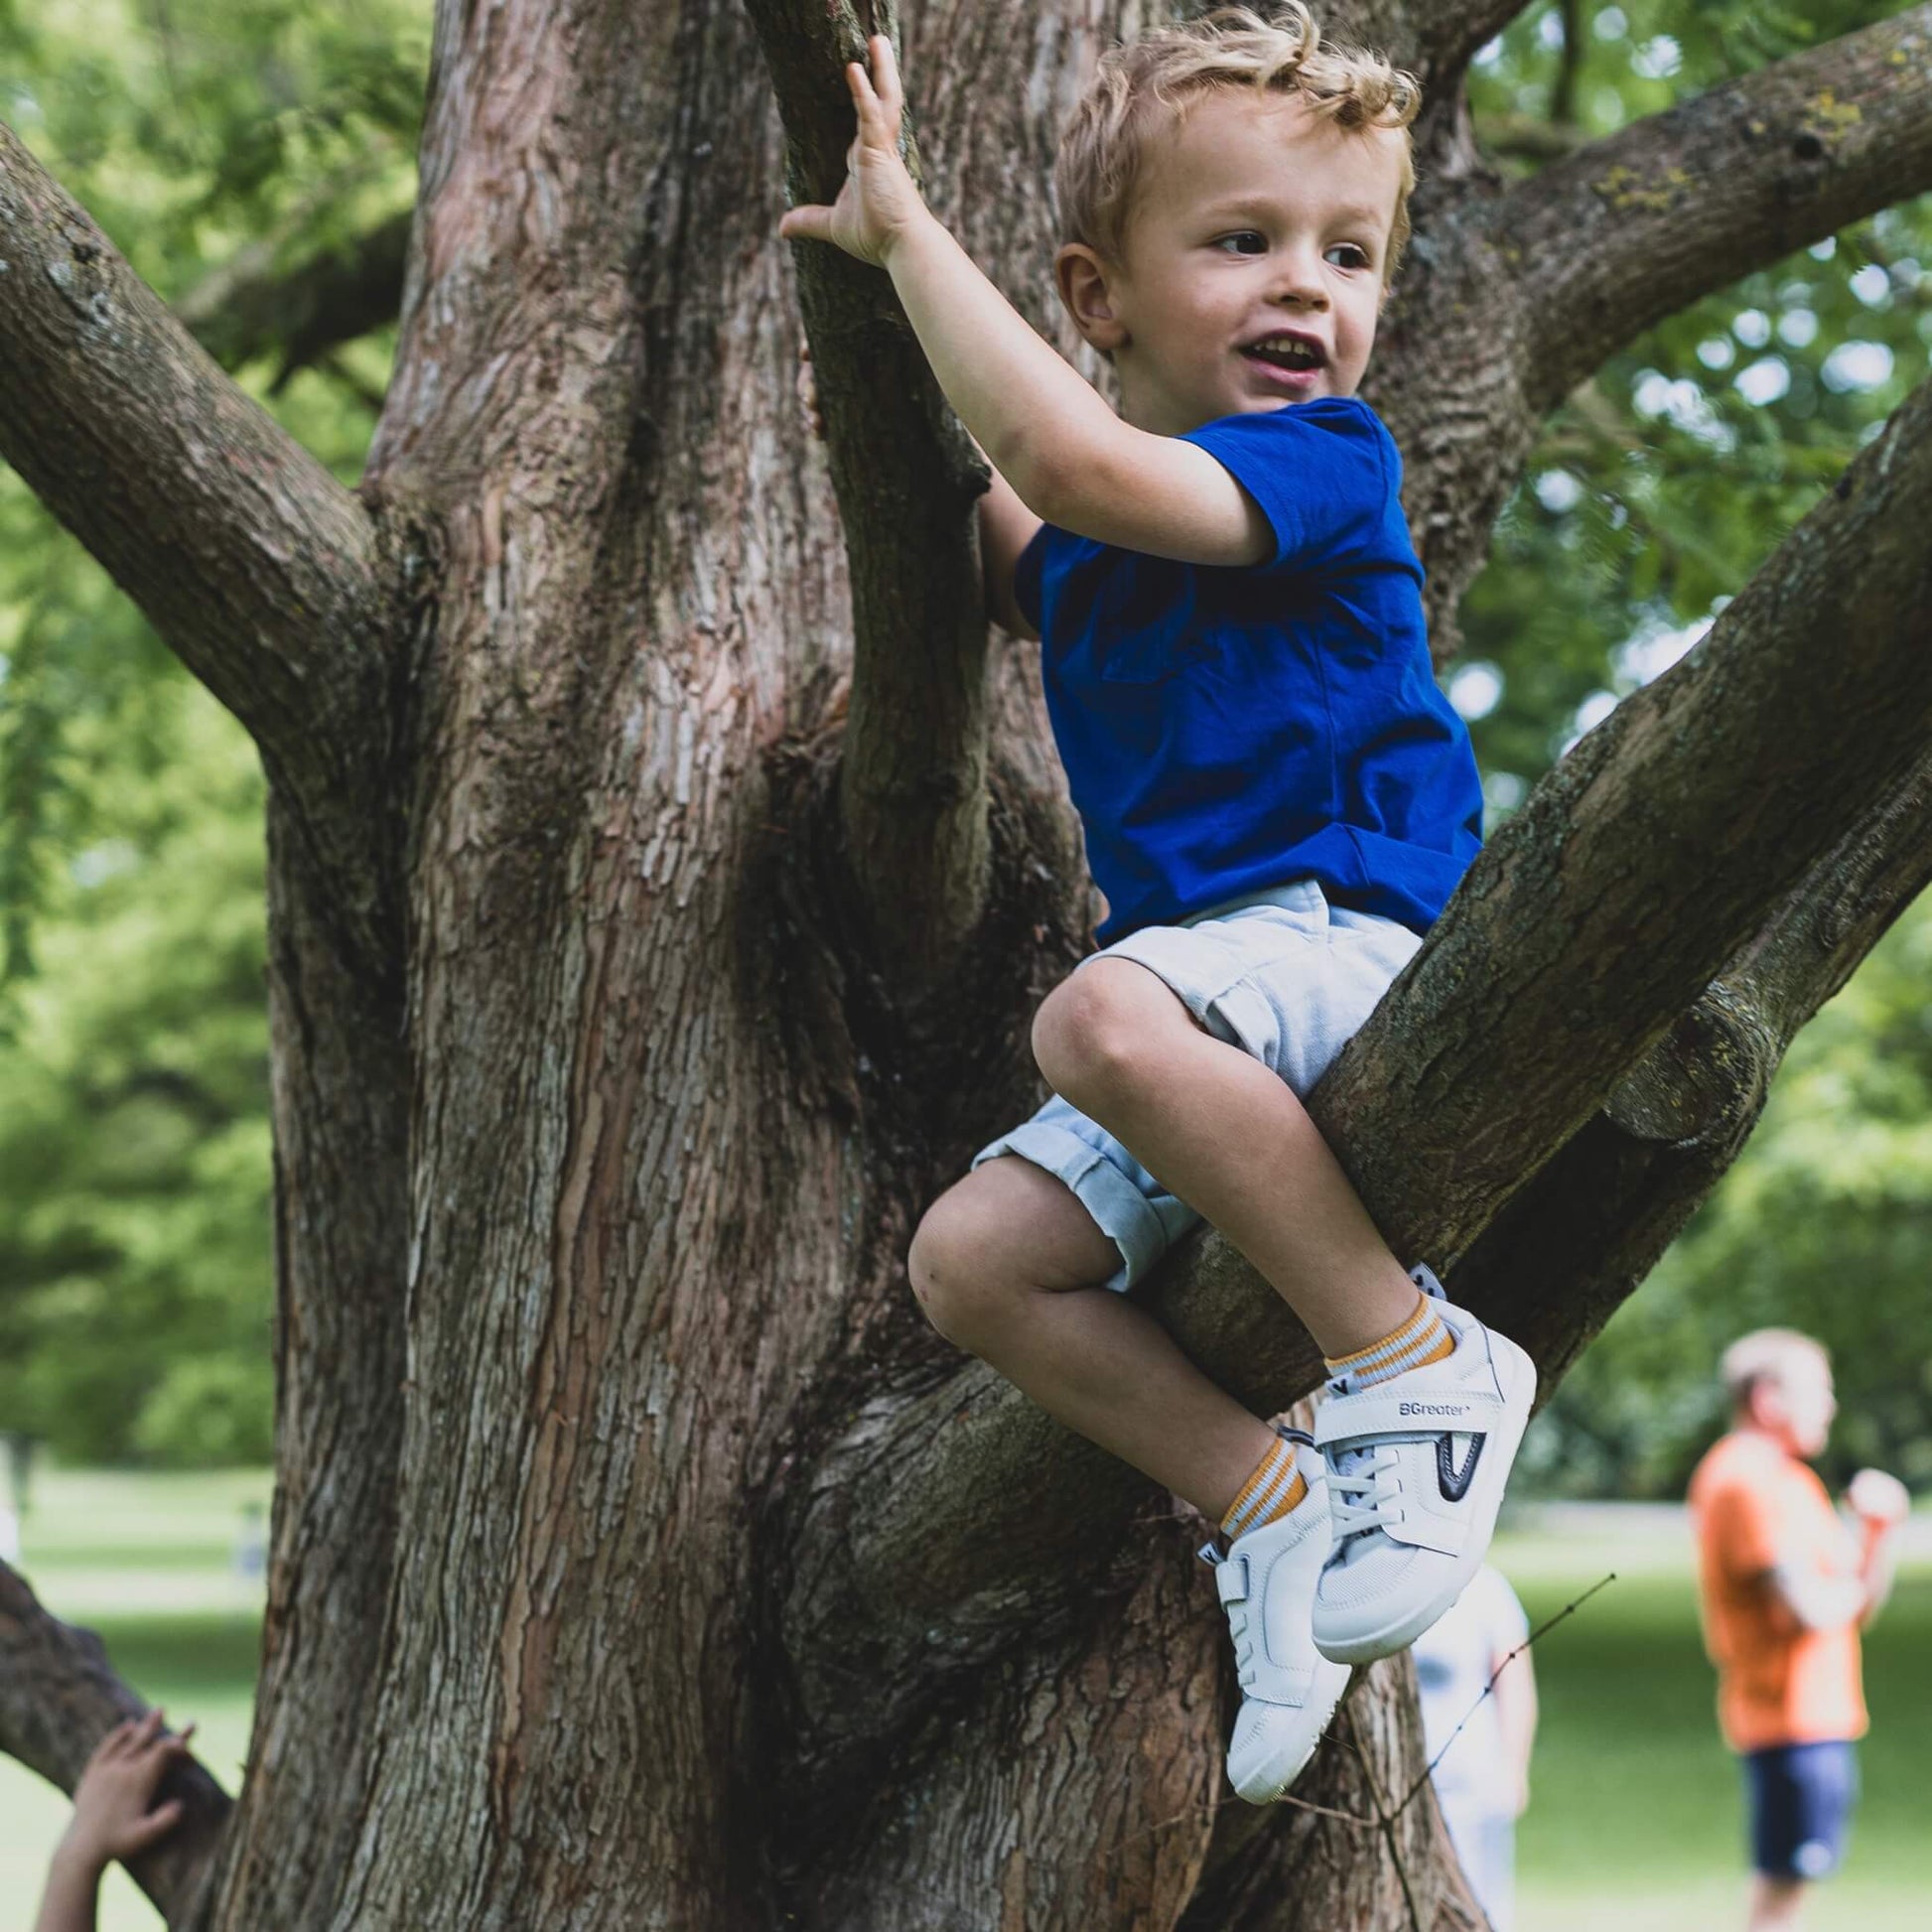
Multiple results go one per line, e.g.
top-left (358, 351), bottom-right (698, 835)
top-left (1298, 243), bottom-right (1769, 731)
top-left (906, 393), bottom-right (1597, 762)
top-left (1743, 1740), bottom-right (1859, 1880)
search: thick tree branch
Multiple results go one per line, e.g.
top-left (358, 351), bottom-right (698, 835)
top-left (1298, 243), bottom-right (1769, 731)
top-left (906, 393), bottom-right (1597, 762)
top-left (784, 370), bottom-right (1932, 1756)
top-left (1461, 738), bottom-right (1932, 1385)
top-left (174, 210), bottom-right (409, 388)
top-left (750, 1), bottom-right (994, 991)
top-left (1503, 5), bottom-right (1932, 408)
top-left (1476, 111), bottom-right (1587, 163)
top-left (0, 122), bottom-right (404, 966)
top-left (0, 1560), bottom-right (231, 1927)
top-left (1321, 370), bottom-right (1932, 1256)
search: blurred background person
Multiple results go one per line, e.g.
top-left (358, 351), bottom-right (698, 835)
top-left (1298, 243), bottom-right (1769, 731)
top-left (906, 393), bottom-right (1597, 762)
top-left (1689, 1328), bottom-right (1910, 1932)
top-left (1413, 1560), bottom-right (1538, 1932)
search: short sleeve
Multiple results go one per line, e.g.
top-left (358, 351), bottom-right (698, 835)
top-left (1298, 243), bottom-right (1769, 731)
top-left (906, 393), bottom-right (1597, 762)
top-left (1704, 1477), bottom-right (1782, 1578)
top-left (1178, 396), bottom-right (1390, 572)
top-left (1014, 523), bottom-right (1051, 631)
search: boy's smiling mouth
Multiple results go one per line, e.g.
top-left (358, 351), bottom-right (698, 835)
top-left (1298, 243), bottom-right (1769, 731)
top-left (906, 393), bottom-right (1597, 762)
top-left (1239, 330), bottom-right (1328, 392)
top-left (1240, 331), bottom-right (1325, 370)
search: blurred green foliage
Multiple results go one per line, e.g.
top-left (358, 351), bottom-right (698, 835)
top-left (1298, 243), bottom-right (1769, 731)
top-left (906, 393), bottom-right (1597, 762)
top-left (0, 681), bottom-right (274, 1461)
top-left (0, 1), bottom-right (1928, 1474)
top-left (1457, 0), bottom-right (1932, 808)
top-left (1522, 893), bottom-right (1932, 1498)
top-left (1459, 2), bottom-right (1932, 1493)
top-left (0, 0), bottom-right (424, 1462)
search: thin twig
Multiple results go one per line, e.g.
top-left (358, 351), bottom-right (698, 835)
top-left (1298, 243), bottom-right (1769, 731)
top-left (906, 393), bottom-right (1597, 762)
top-left (1393, 1572), bottom-right (1617, 1820)
top-left (1105, 1758), bottom-right (1377, 1862)
top-left (1341, 1703), bottom-right (1426, 1932)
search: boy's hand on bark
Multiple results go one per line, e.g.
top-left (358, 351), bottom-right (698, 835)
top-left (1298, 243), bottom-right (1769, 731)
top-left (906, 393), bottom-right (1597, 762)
top-left (778, 35), bottom-right (927, 268)
top-left (58, 1711), bottom-right (195, 1873)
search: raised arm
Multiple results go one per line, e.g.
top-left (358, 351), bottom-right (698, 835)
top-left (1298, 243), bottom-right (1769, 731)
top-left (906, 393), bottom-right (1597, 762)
top-left (778, 36), bottom-right (1269, 568)
top-left (1759, 1472), bottom-right (1906, 1633)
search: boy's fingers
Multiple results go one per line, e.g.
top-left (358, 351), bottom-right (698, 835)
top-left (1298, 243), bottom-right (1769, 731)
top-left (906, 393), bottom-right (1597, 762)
top-left (850, 53), bottom-right (897, 143)
top-left (778, 206), bottom-right (834, 244)
top-left (129, 1800), bottom-right (185, 1850)
top-left (117, 1711), bottom-right (161, 1753)
top-left (870, 35), bottom-right (903, 120)
top-left (845, 58), bottom-right (877, 112)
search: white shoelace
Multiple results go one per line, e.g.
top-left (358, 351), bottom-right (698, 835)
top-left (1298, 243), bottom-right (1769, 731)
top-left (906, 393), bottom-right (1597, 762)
top-left (1325, 1444), bottom-right (1406, 1544)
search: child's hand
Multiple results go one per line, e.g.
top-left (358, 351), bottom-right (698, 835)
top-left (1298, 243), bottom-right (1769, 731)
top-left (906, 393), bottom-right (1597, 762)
top-left (777, 36), bottom-right (928, 269)
top-left (58, 1711), bottom-right (195, 1874)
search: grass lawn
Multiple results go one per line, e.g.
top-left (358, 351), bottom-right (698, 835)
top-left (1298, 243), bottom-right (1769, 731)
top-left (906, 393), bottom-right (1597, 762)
top-left (2, 1475), bottom-right (1926, 1930)
top-left (1501, 1509), bottom-right (1932, 1931)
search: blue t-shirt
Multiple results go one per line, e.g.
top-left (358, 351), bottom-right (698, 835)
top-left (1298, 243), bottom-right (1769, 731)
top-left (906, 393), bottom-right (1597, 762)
top-left (1014, 395), bottom-right (1483, 945)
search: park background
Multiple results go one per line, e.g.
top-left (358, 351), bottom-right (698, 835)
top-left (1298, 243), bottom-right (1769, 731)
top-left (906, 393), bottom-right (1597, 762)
top-left (1, 0), bottom-right (1928, 1925)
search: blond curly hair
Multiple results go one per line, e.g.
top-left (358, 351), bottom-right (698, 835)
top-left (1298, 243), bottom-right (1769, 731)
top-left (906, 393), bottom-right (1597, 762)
top-left (1054, 5), bottom-right (1421, 279)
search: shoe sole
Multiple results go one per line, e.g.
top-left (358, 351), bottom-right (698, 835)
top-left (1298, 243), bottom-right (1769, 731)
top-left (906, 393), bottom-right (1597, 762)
top-left (1311, 1327), bottom-right (1538, 1665)
top-left (1228, 1658), bottom-right (1353, 1803)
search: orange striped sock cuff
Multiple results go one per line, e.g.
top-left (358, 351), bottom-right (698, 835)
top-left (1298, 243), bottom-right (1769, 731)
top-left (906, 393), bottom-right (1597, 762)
top-left (1220, 1435), bottom-right (1309, 1541)
top-left (1324, 1291), bottom-right (1454, 1389)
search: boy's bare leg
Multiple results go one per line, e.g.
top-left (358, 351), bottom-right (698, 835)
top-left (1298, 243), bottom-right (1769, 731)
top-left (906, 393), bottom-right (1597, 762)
top-left (1032, 957), bottom-right (1419, 1360)
top-left (910, 1155), bottom-right (1281, 1521)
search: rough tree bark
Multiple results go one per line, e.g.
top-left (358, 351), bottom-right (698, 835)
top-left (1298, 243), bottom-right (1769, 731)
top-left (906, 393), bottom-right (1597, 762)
top-left (3, 3), bottom-right (1932, 1927)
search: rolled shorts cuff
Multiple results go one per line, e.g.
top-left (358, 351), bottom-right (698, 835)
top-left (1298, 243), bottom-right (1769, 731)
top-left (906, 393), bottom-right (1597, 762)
top-left (970, 1118), bottom-right (1176, 1293)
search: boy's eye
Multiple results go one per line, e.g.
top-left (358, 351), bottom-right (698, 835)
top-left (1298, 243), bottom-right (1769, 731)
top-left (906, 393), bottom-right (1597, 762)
top-left (1325, 242), bottom-right (1372, 270)
top-left (1214, 231), bottom-right (1267, 255)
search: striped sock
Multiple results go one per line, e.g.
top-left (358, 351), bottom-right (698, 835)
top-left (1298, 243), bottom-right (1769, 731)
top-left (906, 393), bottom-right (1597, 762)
top-left (1323, 1290), bottom-right (1454, 1391)
top-left (1220, 1431), bottom-right (1309, 1541)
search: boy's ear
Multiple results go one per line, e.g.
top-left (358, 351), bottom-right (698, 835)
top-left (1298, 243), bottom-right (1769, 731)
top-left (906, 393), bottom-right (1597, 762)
top-left (1054, 242), bottom-right (1130, 355)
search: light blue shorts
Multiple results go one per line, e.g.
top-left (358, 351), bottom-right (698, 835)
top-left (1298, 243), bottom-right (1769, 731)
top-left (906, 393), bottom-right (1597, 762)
top-left (970, 879), bottom-right (1422, 1293)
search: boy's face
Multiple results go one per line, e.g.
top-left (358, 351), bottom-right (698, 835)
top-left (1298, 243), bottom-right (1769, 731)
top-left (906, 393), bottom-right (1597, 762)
top-left (1056, 89), bottom-right (1405, 436)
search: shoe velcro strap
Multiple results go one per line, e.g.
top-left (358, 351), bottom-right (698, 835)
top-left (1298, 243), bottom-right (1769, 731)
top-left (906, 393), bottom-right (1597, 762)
top-left (1258, 1665), bottom-right (1318, 1707)
top-left (1215, 1553), bottom-right (1251, 1604)
top-left (1314, 1385), bottom-right (1502, 1449)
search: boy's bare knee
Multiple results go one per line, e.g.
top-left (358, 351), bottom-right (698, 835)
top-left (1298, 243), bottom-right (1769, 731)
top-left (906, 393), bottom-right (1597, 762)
top-left (910, 1161), bottom-right (1117, 1347)
top-left (907, 1192), bottom-right (1007, 1351)
top-left (1032, 959), bottom-right (1183, 1109)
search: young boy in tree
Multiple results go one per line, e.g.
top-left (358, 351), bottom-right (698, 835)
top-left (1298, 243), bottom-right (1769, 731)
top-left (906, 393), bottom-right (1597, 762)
top-left (781, 4), bottom-right (1535, 1801)
top-left (34, 1710), bottom-right (195, 1932)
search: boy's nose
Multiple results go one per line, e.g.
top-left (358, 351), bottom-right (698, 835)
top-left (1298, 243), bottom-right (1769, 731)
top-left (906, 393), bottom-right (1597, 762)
top-left (1268, 286), bottom-right (1327, 316)
top-left (1267, 258), bottom-right (1327, 309)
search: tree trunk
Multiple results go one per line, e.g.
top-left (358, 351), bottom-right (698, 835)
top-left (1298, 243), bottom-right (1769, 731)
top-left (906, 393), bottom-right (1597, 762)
top-left (6, 4), bottom-right (1932, 1928)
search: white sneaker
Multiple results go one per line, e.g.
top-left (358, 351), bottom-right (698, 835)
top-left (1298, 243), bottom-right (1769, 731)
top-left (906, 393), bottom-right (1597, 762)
top-left (1311, 1268), bottom-right (1536, 1666)
top-left (1201, 1433), bottom-right (1353, 1803)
